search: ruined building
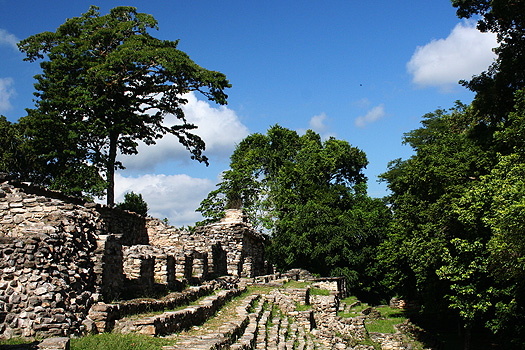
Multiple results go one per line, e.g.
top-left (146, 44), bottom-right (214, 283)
top-left (0, 177), bottom-right (270, 338)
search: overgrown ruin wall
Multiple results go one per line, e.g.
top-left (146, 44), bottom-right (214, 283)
top-left (147, 209), bottom-right (270, 279)
top-left (0, 179), bottom-right (270, 339)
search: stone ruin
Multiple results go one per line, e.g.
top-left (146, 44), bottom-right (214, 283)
top-left (0, 177), bottom-right (424, 350)
top-left (0, 177), bottom-right (271, 339)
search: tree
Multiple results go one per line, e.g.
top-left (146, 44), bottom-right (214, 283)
top-left (116, 191), bottom-right (149, 217)
top-left (0, 116), bottom-right (39, 181)
top-left (198, 125), bottom-right (391, 298)
top-left (451, 0), bottom-right (525, 123)
top-left (452, 90), bottom-right (525, 346)
top-left (0, 116), bottom-right (24, 176)
top-left (18, 6), bottom-right (230, 204)
top-left (378, 104), bottom-right (499, 348)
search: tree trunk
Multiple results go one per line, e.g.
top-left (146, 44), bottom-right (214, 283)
top-left (463, 325), bottom-right (471, 350)
top-left (106, 133), bottom-right (118, 206)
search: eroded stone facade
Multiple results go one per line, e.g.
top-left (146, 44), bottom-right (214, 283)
top-left (0, 178), bottom-right (270, 339)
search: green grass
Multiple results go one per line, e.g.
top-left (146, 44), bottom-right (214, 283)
top-left (309, 288), bottom-right (330, 296)
top-left (283, 280), bottom-right (311, 289)
top-left (70, 333), bottom-right (174, 350)
top-left (365, 305), bottom-right (407, 334)
top-left (366, 318), bottom-right (403, 334)
top-left (0, 337), bottom-right (39, 346)
top-left (340, 295), bottom-right (359, 305)
top-left (126, 291), bottom-right (218, 319)
top-left (338, 298), bottom-right (369, 318)
top-left (295, 302), bottom-right (312, 311)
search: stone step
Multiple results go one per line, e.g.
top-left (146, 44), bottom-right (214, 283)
top-left (164, 292), bottom-right (263, 350)
top-left (230, 294), bottom-right (277, 350)
top-left (114, 287), bottom-right (245, 336)
top-left (255, 308), bottom-right (271, 349)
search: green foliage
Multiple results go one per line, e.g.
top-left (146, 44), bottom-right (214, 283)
top-left (436, 238), bottom-right (493, 328)
top-left (380, 86), bottom-right (525, 346)
top-left (198, 125), bottom-right (391, 298)
top-left (451, 0), bottom-right (525, 123)
top-left (0, 116), bottom-right (28, 177)
top-left (116, 191), bottom-right (148, 216)
top-left (18, 6), bottom-right (230, 203)
top-left (379, 104), bottom-right (493, 307)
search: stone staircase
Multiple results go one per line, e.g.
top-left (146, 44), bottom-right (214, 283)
top-left (82, 279), bottom-right (419, 350)
top-left (27, 279), bottom-right (427, 350)
top-left (162, 290), bottom-right (331, 350)
top-left (113, 287), bottom-right (245, 336)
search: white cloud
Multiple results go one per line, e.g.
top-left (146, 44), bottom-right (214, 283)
top-left (407, 21), bottom-right (497, 90)
top-left (355, 104), bottom-right (385, 128)
top-left (298, 112), bottom-right (336, 139)
top-left (0, 29), bottom-right (19, 51)
top-left (0, 77), bottom-right (15, 112)
top-left (354, 98), bottom-right (371, 109)
top-left (309, 113), bottom-right (327, 133)
top-left (113, 173), bottom-right (215, 227)
top-left (121, 92), bottom-right (249, 170)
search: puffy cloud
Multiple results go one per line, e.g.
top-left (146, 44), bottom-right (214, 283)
top-left (309, 112), bottom-right (328, 133)
top-left (355, 104), bottom-right (385, 128)
top-left (0, 29), bottom-right (19, 51)
top-left (0, 77), bottom-right (15, 112)
top-left (112, 173), bottom-right (216, 227)
top-left (121, 92), bottom-right (249, 170)
top-left (298, 112), bottom-right (336, 139)
top-left (407, 21), bottom-right (497, 90)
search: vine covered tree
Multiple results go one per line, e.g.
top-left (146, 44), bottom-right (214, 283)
top-left (18, 6), bottom-right (230, 203)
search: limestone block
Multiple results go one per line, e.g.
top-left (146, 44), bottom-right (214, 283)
top-left (38, 337), bottom-right (70, 350)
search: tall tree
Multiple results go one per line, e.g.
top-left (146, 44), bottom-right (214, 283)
top-left (198, 125), bottom-right (391, 298)
top-left (18, 6), bottom-right (230, 203)
top-left (452, 0), bottom-right (525, 123)
top-left (378, 104), bottom-right (499, 348)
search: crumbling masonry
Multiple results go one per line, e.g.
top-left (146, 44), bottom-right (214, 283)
top-left (0, 178), bottom-right (270, 339)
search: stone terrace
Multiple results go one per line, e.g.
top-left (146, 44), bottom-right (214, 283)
top-left (0, 177), bottom-right (425, 349)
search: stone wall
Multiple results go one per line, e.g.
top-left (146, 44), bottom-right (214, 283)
top-left (0, 180), bottom-right (148, 246)
top-left (0, 180), bottom-right (273, 339)
top-left (0, 179), bottom-right (144, 338)
top-left (0, 229), bottom-right (98, 338)
top-left (313, 277), bottom-right (347, 298)
top-left (147, 209), bottom-right (269, 279)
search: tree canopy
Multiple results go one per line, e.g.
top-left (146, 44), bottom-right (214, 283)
top-left (452, 0), bottom-right (525, 122)
top-left (198, 125), bottom-right (391, 298)
top-left (18, 6), bottom-right (230, 203)
top-left (116, 191), bottom-right (149, 217)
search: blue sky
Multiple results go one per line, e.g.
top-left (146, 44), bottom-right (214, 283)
top-left (0, 1), bottom-right (497, 226)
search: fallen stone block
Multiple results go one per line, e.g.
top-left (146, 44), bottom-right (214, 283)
top-left (38, 337), bottom-right (70, 350)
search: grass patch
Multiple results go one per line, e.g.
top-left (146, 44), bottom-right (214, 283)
top-left (126, 291), bottom-right (218, 319)
top-left (283, 280), bottom-right (311, 289)
top-left (0, 337), bottom-right (39, 347)
top-left (365, 305), bottom-right (407, 334)
top-left (341, 295), bottom-right (359, 305)
top-left (295, 302), bottom-right (312, 311)
top-left (366, 318), bottom-right (403, 334)
top-left (71, 333), bottom-right (174, 350)
top-left (338, 296), bottom-right (369, 318)
top-left (179, 285), bottom-right (272, 337)
top-left (309, 288), bottom-right (330, 296)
